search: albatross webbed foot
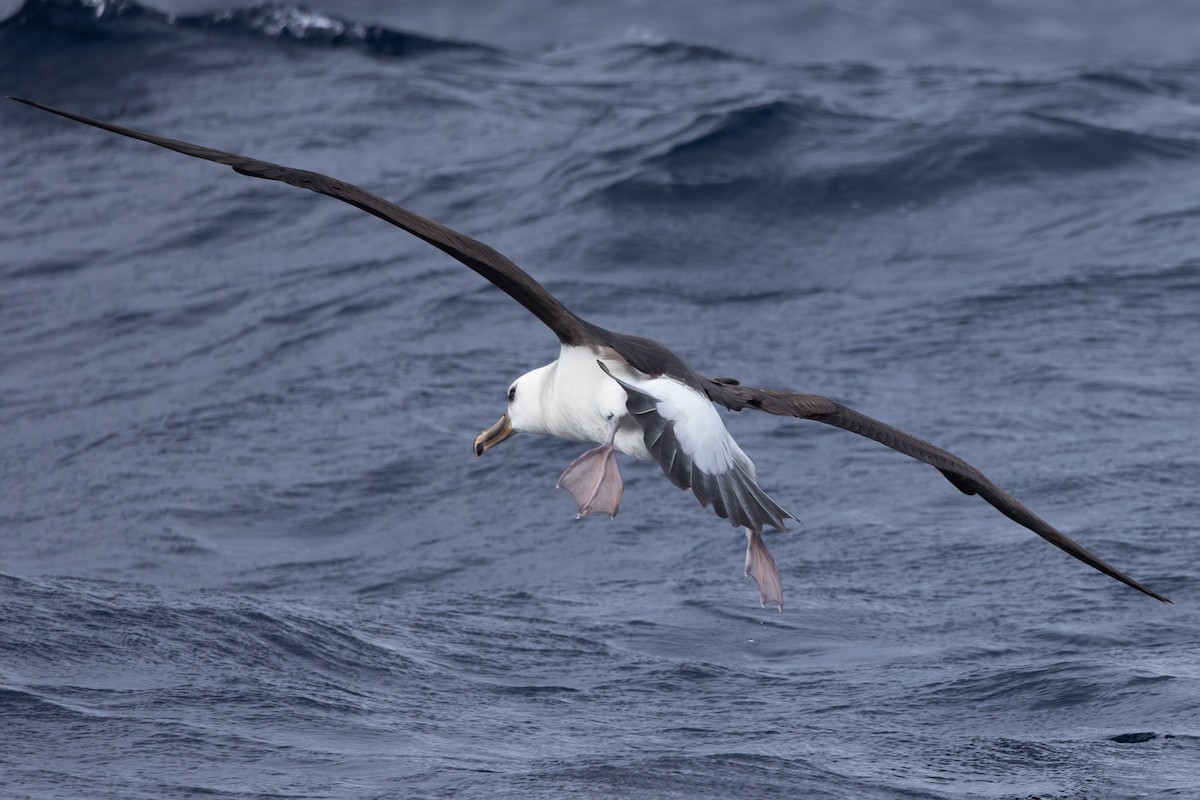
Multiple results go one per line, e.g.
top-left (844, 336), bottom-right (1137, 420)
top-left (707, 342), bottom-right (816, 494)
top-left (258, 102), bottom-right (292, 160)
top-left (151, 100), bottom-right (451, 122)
top-left (557, 444), bottom-right (623, 518)
top-left (745, 529), bottom-right (783, 611)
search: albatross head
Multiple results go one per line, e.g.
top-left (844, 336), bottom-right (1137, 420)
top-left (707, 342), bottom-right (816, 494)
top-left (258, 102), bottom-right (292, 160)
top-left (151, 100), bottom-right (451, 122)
top-left (473, 364), bottom-right (554, 457)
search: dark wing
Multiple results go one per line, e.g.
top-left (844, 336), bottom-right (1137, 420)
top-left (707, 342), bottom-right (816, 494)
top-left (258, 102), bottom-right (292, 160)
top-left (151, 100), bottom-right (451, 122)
top-left (8, 97), bottom-right (596, 347)
top-left (705, 380), bottom-right (1170, 603)
top-left (599, 364), bottom-right (794, 532)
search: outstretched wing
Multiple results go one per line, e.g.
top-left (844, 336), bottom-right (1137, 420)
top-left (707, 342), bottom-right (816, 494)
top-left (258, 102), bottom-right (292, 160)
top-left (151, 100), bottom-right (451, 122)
top-left (704, 380), bottom-right (1170, 603)
top-left (8, 96), bottom-right (596, 347)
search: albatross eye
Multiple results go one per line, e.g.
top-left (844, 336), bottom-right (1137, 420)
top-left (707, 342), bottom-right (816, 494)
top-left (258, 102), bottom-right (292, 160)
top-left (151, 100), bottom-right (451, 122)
top-left (508, 386), bottom-right (516, 402)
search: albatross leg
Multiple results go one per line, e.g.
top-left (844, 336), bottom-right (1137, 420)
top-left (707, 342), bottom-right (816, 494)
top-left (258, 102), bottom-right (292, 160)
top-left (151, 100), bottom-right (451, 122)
top-left (556, 418), bottom-right (623, 519)
top-left (745, 529), bottom-right (783, 611)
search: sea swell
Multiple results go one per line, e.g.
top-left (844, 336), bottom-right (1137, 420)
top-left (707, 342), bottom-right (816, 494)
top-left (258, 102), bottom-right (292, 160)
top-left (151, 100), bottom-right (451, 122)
top-left (596, 79), bottom-right (1200, 215)
top-left (1, 0), bottom-right (485, 54)
top-left (2, 1), bottom-right (1199, 797)
top-left (7, 0), bottom-right (1200, 220)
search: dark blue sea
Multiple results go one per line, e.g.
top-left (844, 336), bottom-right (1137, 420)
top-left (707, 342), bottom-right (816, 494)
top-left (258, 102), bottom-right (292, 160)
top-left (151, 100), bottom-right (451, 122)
top-left (2, 0), bottom-right (1199, 797)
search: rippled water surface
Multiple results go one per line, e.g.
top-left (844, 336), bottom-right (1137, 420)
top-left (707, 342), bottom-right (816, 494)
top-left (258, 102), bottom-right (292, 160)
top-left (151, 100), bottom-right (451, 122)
top-left (2, 1), bottom-right (1199, 797)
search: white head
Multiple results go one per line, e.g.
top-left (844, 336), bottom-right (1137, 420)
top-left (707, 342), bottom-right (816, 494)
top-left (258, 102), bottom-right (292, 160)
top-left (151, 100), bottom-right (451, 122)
top-left (473, 363), bottom-right (554, 456)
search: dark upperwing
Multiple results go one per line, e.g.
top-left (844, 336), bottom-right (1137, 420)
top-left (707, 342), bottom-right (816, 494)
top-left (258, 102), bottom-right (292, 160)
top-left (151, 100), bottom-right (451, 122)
top-left (8, 97), bottom-right (712, 389)
top-left (703, 379), bottom-right (1170, 602)
top-left (8, 96), bottom-right (597, 347)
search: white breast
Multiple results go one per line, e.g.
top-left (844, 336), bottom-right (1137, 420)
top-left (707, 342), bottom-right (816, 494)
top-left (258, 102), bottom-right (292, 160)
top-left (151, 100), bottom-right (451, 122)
top-left (515, 345), bottom-right (749, 471)
top-left (524, 345), bottom-right (643, 451)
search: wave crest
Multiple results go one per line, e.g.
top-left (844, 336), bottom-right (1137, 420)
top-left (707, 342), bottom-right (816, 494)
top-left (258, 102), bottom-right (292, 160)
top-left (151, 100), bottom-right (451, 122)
top-left (1, 0), bottom-right (482, 54)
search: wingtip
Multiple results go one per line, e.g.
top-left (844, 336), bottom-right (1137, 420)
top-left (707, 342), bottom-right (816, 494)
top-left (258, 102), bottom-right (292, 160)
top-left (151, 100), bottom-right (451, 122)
top-left (1132, 582), bottom-right (1170, 604)
top-left (1125, 575), bottom-right (1170, 603)
top-left (8, 97), bottom-right (50, 113)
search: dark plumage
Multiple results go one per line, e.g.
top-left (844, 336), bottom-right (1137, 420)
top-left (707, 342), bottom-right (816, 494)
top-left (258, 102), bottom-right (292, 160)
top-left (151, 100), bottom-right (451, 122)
top-left (9, 96), bottom-right (1169, 606)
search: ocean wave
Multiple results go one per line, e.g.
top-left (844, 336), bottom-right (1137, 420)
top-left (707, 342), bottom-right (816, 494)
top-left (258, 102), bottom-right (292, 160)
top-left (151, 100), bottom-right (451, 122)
top-left (0, 575), bottom-right (419, 680)
top-left (1, 0), bottom-right (484, 54)
top-left (542, 36), bottom-right (758, 69)
top-left (593, 83), bottom-right (1200, 213)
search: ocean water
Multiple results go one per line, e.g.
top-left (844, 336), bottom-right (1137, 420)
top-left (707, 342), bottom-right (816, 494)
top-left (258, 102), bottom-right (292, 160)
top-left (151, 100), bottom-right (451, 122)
top-left (2, 0), bottom-right (1199, 797)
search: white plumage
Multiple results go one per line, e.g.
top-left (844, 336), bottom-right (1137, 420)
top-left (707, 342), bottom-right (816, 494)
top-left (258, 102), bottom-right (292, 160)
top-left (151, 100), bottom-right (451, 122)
top-left (508, 345), bottom-right (758, 479)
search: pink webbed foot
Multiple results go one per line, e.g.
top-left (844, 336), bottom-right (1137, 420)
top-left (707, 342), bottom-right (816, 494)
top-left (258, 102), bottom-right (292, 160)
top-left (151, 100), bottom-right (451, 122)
top-left (745, 529), bottom-right (783, 611)
top-left (556, 444), bottom-right (623, 519)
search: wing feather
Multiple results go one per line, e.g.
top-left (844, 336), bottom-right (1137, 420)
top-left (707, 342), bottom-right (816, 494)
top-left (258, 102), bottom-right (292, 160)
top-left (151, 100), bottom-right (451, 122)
top-left (9, 97), bottom-right (596, 346)
top-left (705, 380), bottom-right (1169, 602)
top-left (606, 368), bottom-right (794, 532)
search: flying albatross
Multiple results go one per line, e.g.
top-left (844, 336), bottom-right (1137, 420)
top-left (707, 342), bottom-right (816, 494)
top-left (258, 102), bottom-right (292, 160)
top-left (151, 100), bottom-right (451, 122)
top-left (9, 96), bottom-right (1170, 609)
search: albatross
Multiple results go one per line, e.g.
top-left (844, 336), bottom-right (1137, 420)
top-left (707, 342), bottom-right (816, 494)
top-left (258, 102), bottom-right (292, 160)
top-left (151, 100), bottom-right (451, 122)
top-left (9, 96), bottom-right (1170, 609)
